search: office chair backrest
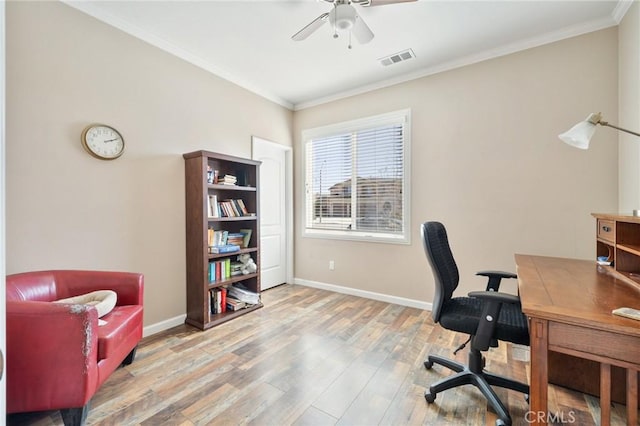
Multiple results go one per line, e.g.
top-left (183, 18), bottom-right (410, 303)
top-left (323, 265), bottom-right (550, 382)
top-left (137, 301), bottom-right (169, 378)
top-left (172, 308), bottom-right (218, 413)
top-left (421, 221), bottom-right (460, 323)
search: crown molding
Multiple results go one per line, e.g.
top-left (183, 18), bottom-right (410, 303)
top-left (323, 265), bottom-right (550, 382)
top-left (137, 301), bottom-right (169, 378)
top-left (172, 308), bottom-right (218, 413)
top-left (293, 14), bottom-right (619, 110)
top-left (612, 0), bottom-right (634, 23)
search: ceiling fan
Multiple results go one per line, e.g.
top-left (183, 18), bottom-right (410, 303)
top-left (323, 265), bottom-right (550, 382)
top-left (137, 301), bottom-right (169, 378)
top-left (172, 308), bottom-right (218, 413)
top-left (291, 0), bottom-right (417, 47)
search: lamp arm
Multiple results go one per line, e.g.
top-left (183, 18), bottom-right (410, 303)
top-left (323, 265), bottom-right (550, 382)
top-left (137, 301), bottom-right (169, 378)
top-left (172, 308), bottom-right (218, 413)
top-left (599, 121), bottom-right (640, 138)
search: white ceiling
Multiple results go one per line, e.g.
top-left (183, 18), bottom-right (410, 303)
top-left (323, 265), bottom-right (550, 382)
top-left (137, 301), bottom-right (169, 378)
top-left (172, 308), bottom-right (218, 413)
top-left (65, 1), bottom-right (631, 110)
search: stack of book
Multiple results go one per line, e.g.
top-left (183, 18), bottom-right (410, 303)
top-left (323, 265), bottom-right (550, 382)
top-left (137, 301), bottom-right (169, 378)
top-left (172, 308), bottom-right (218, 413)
top-left (218, 199), bottom-right (249, 217)
top-left (209, 287), bottom-right (227, 317)
top-left (228, 284), bottom-right (260, 305)
top-left (226, 298), bottom-right (246, 311)
top-left (220, 174), bottom-right (237, 185)
top-left (230, 261), bottom-right (243, 276)
top-left (208, 228), bottom-right (227, 247)
top-left (226, 233), bottom-right (244, 247)
top-left (209, 244), bottom-right (240, 254)
top-left (208, 258), bottom-right (232, 282)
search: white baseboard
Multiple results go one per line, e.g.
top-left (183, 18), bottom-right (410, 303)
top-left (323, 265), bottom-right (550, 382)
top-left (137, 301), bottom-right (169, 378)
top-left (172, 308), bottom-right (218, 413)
top-left (143, 282), bottom-right (430, 338)
top-left (294, 278), bottom-right (432, 311)
top-left (143, 314), bottom-right (186, 337)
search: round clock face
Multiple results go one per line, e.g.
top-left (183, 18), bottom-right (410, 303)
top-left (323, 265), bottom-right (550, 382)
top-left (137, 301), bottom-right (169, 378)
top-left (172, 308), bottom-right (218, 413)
top-left (81, 124), bottom-right (125, 160)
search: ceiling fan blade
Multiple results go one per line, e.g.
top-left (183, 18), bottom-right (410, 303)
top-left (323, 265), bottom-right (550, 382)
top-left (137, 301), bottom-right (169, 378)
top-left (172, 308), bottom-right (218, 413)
top-left (292, 13), bottom-right (330, 41)
top-left (361, 0), bottom-right (417, 6)
top-left (352, 14), bottom-right (374, 44)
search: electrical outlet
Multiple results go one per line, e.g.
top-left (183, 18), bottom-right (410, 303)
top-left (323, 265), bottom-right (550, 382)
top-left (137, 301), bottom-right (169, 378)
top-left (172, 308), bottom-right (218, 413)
top-left (329, 260), bottom-right (335, 270)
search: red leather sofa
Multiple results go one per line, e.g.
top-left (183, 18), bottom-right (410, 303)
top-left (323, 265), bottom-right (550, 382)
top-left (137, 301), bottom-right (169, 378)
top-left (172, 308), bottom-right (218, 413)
top-left (6, 270), bottom-right (144, 425)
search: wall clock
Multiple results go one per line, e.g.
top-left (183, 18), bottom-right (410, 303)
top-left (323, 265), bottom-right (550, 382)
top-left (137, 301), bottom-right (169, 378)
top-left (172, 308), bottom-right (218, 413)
top-left (81, 124), bottom-right (125, 160)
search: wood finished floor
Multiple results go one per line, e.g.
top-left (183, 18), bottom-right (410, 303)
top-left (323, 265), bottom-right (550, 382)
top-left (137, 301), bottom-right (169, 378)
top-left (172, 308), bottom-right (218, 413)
top-left (7, 284), bottom-right (633, 426)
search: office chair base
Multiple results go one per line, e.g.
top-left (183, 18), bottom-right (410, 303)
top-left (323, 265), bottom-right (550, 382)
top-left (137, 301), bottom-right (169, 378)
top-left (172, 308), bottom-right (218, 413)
top-left (424, 353), bottom-right (529, 426)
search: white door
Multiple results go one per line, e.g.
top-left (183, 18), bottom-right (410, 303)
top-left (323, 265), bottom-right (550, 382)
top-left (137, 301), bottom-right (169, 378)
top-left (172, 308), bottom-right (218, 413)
top-left (252, 137), bottom-right (289, 291)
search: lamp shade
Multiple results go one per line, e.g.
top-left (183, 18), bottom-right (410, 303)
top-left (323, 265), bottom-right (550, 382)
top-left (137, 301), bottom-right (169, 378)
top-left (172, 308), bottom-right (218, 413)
top-left (558, 113), bottom-right (602, 149)
top-left (558, 121), bottom-right (596, 149)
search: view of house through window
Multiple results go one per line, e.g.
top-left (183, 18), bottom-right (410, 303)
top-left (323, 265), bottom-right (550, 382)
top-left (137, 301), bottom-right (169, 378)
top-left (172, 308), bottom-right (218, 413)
top-left (303, 109), bottom-right (411, 243)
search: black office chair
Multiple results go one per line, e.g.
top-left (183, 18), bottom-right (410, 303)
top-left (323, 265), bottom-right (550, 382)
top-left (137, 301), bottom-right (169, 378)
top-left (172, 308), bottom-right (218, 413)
top-left (421, 221), bottom-right (529, 426)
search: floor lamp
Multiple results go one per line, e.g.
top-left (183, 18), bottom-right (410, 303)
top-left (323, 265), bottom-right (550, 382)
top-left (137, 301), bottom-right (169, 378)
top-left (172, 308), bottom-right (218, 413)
top-left (558, 112), bottom-right (640, 149)
top-left (560, 112), bottom-right (640, 216)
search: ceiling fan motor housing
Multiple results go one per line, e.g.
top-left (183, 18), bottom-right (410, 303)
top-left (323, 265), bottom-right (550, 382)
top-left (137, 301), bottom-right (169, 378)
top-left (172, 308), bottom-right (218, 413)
top-left (330, 3), bottom-right (357, 31)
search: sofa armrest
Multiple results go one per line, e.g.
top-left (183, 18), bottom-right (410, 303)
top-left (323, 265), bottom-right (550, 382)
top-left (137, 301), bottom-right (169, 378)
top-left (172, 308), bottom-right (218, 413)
top-left (53, 270), bottom-right (144, 306)
top-left (6, 301), bottom-right (99, 412)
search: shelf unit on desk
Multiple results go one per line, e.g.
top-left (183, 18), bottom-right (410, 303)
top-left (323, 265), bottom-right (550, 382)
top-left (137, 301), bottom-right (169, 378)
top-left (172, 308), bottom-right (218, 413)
top-left (593, 213), bottom-right (640, 288)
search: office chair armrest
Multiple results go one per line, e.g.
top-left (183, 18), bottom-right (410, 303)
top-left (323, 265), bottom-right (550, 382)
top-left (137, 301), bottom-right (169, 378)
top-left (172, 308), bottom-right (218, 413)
top-left (468, 290), bottom-right (521, 305)
top-left (468, 290), bottom-right (521, 351)
top-left (476, 270), bottom-right (517, 291)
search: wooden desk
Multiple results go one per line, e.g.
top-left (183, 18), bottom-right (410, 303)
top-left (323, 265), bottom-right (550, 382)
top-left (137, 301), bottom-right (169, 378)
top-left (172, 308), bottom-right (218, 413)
top-left (515, 254), bottom-right (640, 425)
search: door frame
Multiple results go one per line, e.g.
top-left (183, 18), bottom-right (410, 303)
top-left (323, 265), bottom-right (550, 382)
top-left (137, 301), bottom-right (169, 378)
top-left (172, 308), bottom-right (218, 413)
top-left (251, 136), bottom-right (294, 287)
top-left (1, 1), bottom-right (7, 416)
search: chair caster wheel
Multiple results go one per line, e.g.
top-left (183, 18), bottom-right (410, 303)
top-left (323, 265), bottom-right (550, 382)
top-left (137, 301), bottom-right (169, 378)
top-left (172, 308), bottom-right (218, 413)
top-left (495, 419), bottom-right (511, 426)
top-left (424, 360), bottom-right (433, 370)
top-left (424, 391), bottom-right (436, 403)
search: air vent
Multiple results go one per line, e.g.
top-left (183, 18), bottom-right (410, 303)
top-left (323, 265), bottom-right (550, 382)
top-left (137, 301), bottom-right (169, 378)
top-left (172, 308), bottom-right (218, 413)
top-left (379, 49), bottom-right (416, 66)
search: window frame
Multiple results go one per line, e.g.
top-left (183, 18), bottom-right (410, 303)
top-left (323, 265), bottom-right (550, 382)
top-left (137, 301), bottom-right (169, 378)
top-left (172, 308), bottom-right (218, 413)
top-left (301, 109), bottom-right (411, 244)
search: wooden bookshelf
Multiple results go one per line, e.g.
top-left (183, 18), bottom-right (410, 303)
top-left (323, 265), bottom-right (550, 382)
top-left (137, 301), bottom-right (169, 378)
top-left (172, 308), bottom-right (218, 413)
top-left (183, 150), bottom-right (262, 330)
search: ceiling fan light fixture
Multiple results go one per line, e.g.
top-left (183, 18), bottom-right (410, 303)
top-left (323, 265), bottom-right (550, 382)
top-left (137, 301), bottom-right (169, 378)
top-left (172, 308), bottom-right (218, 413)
top-left (330, 4), bottom-right (357, 31)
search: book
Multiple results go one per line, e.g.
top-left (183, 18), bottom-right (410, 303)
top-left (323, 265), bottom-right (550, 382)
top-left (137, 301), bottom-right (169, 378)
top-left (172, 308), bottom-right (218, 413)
top-left (237, 199), bottom-right (249, 215)
top-left (208, 195), bottom-right (219, 218)
top-left (226, 199), bottom-right (241, 216)
top-left (220, 287), bottom-right (227, 313)
top-left (240, 228), bottom-right (252, 248)
top-left (210, 244), bottom-right (240, 254)
top-left (226, 297), bottom-right (246, 311)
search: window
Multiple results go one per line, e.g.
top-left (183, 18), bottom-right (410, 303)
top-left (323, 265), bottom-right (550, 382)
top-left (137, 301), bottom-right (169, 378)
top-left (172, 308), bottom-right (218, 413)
top-left (302, 109), bottom-right (411, 243)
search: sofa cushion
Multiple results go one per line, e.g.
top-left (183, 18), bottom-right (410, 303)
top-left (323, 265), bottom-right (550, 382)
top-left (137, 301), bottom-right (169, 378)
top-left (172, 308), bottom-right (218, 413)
top-left (96, 305), bottom-right (143, 361)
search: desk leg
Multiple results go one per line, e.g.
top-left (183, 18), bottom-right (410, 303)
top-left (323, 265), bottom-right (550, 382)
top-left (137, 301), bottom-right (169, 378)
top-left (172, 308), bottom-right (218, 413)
top-left (601, 363), bottom-right (611, 426)
top-left (627, 369), bottom-right (638, 426)
top-left (529, 317), bottom-right (548, 425)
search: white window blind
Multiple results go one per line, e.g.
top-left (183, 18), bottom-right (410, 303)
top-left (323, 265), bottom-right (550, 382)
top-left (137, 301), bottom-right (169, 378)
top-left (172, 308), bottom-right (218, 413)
top-left (303, 109), bottom-right (411, 243)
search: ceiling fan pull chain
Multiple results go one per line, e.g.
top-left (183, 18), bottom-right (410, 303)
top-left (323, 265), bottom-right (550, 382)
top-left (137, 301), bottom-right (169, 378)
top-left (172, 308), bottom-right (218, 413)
top-left (333, 4), bottom-right (339, 38)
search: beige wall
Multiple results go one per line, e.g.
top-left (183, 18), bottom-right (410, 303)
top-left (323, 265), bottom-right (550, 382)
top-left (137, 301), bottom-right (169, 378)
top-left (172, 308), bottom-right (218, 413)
top-left (619, 1), bottom-right (640, 212)
top-left (293, 28), bottom-right (619, 302)
top-left (5, 1), bottom-right (293, 326)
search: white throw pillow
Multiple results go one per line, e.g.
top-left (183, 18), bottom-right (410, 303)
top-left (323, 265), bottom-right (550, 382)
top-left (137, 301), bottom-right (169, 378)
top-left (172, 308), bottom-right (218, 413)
top-left (54, 290), bottom-right (117, 326)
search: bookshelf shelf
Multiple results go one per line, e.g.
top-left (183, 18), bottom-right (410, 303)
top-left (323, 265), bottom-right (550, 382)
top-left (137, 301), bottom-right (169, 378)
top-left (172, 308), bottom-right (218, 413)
top-left (207, 183), bottom-right (257, 192)
top-left (208, 216), bottom-right (257, 223)
top-left (207, 272), bottom-right (259, 290)
top-left (184, 150), bottom-right (262, 330)
top-left (189, 303), bottom-right (263, 329)
top-left (208, 247), bottom-right (257, 260)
